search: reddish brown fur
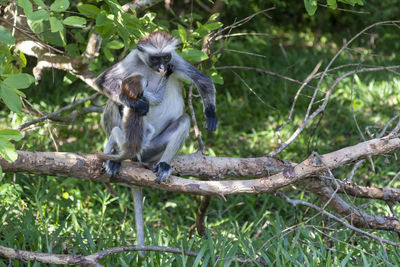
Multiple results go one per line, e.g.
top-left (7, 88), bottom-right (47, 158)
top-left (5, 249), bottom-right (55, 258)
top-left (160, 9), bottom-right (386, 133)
top-left (137, 31), bottom-right (177, 48)
top-left (97, 75), bottom-right (145, 161)
top-left (122, 76), bottom-right (144, 159)
top-left (121, 75), bottom-right (143, 100)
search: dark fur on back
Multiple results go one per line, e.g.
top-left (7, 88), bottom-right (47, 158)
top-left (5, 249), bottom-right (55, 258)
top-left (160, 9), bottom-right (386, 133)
top-left (121, 76), bottom-right (144, 157)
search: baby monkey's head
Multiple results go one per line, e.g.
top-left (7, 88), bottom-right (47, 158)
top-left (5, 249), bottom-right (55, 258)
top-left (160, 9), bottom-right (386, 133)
top-left (121, 75), bottom-right (144, 100)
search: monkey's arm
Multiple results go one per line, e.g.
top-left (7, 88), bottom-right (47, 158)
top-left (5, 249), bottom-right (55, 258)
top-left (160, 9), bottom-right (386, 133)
top-left (143, 65), bottom-right (174, 105)
top-left (173, 53), bottom-right (218, 131)
top-left (95, 57), bottom-right (150, 111)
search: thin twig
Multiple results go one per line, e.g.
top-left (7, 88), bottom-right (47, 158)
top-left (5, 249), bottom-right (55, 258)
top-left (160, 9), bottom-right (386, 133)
top-left (188, 85), bottom-right (205, 152)
top-left (216, 65), bottom-right (315, 89)
top-left (269, 65), bottom-right (400, 156)
top-left (18, 93), bottom-right (100, 130)
top-left (277, 60), bottom-right (322, 132)
top-left (277, 192), bottom-right (400, 246)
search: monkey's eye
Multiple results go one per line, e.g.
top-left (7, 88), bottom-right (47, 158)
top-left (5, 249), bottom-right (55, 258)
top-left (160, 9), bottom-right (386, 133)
top-left (150, 56), bottom-right (159, 63)
top-left (163, 55), bottom-right (171, 61)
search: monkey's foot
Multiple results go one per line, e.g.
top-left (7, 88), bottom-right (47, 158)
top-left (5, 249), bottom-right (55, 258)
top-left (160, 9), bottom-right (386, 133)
top-left (152, 162), bottom-right (171, 184)
top-left (103, 160), bottom-right (121, 179)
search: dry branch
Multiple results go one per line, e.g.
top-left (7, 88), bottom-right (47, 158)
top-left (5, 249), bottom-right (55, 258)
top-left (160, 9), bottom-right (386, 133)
top-left (306, 178), bottom-right (400, 233)
top-left (0, 244), bottom-right (254, 267)
top-left (1, 136), bottom-right (399, 197)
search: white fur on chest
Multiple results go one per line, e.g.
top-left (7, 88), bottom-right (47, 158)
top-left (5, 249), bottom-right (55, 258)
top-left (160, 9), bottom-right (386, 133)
top-left (147, 76), bottom-right (184, 134)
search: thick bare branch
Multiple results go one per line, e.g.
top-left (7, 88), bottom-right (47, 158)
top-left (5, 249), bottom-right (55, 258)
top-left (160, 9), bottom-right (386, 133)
top-left (1, 136), bottom-right (399, 196)
top-left (336, 180), bottom-right (400, 201)
top-left (0, 244), bottom-right (253, 266)
top-left (306, 178), bottom-right (400, 233)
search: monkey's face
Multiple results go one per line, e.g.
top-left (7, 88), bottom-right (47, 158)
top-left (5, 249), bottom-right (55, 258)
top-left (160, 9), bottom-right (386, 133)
top-left (148, 53), bottom-right (172, 75)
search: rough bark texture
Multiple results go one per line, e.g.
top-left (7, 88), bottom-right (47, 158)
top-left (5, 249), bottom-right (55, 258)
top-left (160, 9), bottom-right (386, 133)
top-left (1, 136), bottom-right (399, 196)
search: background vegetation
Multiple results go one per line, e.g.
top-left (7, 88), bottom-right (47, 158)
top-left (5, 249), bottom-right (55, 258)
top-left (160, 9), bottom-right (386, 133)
top-left (1, 0), bottom-right (400, 265)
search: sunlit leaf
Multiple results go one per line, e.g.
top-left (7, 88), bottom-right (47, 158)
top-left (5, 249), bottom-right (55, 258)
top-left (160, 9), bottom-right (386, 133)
top-left (77, 4), bottom-right (101, 17)
top-left (180, 48), bottom-right (208, 63)
top-left (208, 13), bottom-right (220, 22)
top-left (327, 0), bottom-right (337, 9)
top-left (49, 17), bottom-right (64, 32)
top-left (96, 13), bottom-right (113, 27)
top-left (0, 129), bottom-right (23, 142)
top-left (106, 40), bottom-right (124, 50)
top-left (50, 0), bottom-right (70, 12)
top-left (33, 0), bottom-right (46, 8)
top-left (63, 16), bottom-right (87, 27)
top-left (29, 9), bottom-right (50, 21)
top-left (0, 139), bottom-right (18, 162)
top-left (18, 0), bottom-right (33, 15)
top-left (304, 0), bottom-right (318, 15)
top-left (103, 47), bottom-right (114, 62)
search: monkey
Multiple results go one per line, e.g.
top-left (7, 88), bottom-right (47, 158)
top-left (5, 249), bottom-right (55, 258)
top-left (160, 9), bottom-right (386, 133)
top-left (96, 31), bottom-right (218, 256)
top-left (97, 75), bottom-right (154, 162)
top-left (96, 31), bottom-right (218, 183)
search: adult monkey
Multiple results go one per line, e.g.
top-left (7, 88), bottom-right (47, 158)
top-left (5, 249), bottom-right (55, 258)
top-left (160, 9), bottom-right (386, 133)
top-left (95, 31), bottom-right (218, 254)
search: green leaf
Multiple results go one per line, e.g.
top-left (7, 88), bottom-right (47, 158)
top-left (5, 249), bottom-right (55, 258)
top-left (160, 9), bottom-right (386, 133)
top-left (327, 0), bottom-right (337, 9)
top-left (49, 17), bottom-right (64, 32)
top-left (103, 47), bottom-right (114, 62)
top-left (18, 0), bottom-right (33, 15)
top-left (63, 16), bottom-right (87, 27)
top-left (0, 26), bottom-right (15, 45)
top-left (18, 51), bottom-right (27, 68)
top-left (13, 88), bottom-right (26, 98)
top-left (180, 48), bottom-right (208, 63)
top-left (210, 72), bottom-right (224, 85)
top-left (77, 4), bottom-right (101, 17)
top-left (208, 13), bottom-right (220, 22)
top-left (0, 129), bottom-right (23, 142)
top-left (3, 73), bottom-right (35, 89)
top-left (304, 0), bottom-right (318, 15)
top-left (29, 9), bottom-right (50, 21)
top-left (106, 40), bottom-right (124, 50)
top-left (204, 22), bottom-right (223, 32)
top-left (33, 0), bottom-right (47, 8)
top-left (177, 24), bottom-right (187, 43)
top-left (0, 139), bottom-right (18, 162)
top-left (0, 84), bottom-right (21, 112)
top-left (96, 13), bottom-right (113, 27)
top-left (50, 0), bottom-right (70, 12)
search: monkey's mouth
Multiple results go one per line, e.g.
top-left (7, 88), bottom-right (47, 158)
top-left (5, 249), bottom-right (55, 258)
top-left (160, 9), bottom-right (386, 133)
top-left (156, 65), bottom-right (166, 75)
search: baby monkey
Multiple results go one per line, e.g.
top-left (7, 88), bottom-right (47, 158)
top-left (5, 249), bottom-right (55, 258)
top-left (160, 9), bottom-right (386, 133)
top-left (98, 75), bottom-right (154, 163)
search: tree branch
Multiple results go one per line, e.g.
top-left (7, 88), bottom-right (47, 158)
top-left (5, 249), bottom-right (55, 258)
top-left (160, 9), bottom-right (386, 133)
top-left (1, 136), bottom-right (399, 196)
top-left (0, 244), bottom-right (254, 266)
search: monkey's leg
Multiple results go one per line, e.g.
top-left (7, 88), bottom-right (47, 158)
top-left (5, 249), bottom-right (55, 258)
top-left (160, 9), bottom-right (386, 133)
top-left (143, 114), bottom-right (190, 183)
top-left (103, 126), bottom-right (125, 178)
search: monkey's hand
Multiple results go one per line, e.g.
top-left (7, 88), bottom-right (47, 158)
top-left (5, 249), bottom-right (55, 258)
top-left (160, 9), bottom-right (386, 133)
top-left (204, 106), bottom-right (218, 131)
top-left (119, 94), bottom-right (149, 116)
top-left (152, 162), bottom-right (171, 184)
top-left (165, 64), bottom-right (175, 78)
